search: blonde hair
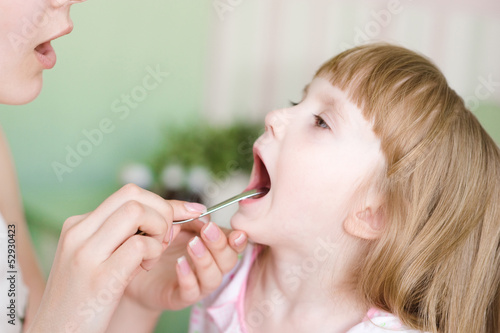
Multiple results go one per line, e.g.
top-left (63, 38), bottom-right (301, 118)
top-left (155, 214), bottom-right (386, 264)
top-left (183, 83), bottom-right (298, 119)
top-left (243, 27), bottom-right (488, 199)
top-left (316, 43), bottom-right (500, 333)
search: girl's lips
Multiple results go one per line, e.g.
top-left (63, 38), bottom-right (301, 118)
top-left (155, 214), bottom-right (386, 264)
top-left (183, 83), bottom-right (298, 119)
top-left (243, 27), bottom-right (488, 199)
top-left (239, 190), bottom-right (269, 206)
top-left (35, 41), bottom-right (57, 69)
top-left (241, 148), bottom-right (271, 205)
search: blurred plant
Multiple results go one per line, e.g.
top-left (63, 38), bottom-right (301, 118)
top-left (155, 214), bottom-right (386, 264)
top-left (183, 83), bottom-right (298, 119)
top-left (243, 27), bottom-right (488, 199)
top-left (152, 122), bottom-right (261, 176)
top-left (121, 122), bottom-right (263, 202)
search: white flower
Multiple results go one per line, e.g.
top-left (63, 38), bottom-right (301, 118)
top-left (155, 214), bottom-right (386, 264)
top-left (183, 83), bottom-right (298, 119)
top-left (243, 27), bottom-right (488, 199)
top-left (161, 164), bottom-right (185, 190)
top-left (187, 166), bottom-right (211, 192)
top-left (120, 163), bottom-right (153, 189)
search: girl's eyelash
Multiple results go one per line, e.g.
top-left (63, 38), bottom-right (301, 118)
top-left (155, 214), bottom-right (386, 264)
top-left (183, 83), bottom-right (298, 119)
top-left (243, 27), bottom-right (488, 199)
top-left (289, 100), bottom-right (299, 107)
top-left (314, 114), bottom-right (330, 130)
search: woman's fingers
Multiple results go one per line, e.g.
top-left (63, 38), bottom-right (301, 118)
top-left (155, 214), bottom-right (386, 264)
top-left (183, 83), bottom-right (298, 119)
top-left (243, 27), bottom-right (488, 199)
top-left (105, 235), bottom-right (164, 279)
top-left (84, 201), bottom-right (171, 259)
top-left (84, 184), bottom-right (171, 232)
top-left (169, 200), bottom-right (207, 222)
top-left (174, 256), bottom-right (201, 305)
top-left (79, 184), bottom-right (206, 237)
top-left (178, 223), bottom-right (248, 298)
top-left (199, 222), bottom-right (245, 274)
top-left (227, 230), bottom-right (248, 253)
top-left (146, 223), bottom-right (250, 310)
top-left (177, 214), bottom-right (210, 235)
top-left (34, 187), bottom-right (212, 332)
top-left (186, 236), bottom-right (224, 295)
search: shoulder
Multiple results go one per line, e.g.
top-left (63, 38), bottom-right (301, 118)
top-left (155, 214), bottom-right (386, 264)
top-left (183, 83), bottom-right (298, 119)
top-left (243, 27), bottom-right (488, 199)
top-left (346, 309), bottom-right (426, 333)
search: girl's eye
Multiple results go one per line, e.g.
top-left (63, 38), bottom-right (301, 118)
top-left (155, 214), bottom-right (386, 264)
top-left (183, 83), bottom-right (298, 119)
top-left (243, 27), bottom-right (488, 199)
top-left (314, 114), bottom-right (330, 130)
top-left (289, 100), bottom-right (299, 107)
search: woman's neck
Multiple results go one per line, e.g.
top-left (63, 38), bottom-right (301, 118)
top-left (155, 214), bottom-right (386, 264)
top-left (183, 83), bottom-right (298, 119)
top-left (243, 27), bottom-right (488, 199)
top-left (244, 243), bottom-right (367, 333)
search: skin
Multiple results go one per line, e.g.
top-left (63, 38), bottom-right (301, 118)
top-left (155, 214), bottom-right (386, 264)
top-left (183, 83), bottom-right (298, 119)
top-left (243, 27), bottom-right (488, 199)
top-left (30, 189), bottom-right (248, 332)
top-left (0, 0), bottom-right (76, 104)
top-left (231, 77), bottom-right (386, 332)
top-left (0, 0), bottom-right (249, 331)
top-left (0, 128), bottom-right (45, 328)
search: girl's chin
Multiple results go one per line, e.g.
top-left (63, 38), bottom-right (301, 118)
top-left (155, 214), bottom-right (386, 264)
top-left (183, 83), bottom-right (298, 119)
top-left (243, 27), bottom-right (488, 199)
top-left (230, 212), bottom-right (261, 233)
top-left (230, 213), bottom-right (269, 243)
top-left (229, 212), bottom-right (247, 230)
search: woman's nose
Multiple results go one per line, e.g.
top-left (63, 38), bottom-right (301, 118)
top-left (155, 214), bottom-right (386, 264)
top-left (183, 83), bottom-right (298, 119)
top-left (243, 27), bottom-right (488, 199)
top-left (45, 0), bottom-right (75, 36)
top-left (264, 108), bottom-right (292, 140)
top-left (51, 0), bottom-right (87, 8)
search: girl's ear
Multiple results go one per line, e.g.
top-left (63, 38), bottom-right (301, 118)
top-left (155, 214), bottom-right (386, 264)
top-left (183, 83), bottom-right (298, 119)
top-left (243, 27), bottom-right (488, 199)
top-left (344, 206), bottom-right (384, 240)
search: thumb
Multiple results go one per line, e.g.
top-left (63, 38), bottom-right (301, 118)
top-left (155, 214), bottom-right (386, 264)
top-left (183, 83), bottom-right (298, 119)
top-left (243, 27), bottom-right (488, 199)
top-left (166, 200), bottom-right (207, 222)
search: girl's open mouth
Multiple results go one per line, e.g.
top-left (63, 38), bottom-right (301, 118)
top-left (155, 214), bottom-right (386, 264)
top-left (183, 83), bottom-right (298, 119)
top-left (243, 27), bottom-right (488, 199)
top-left (242, 150), bottom-right (271, 203)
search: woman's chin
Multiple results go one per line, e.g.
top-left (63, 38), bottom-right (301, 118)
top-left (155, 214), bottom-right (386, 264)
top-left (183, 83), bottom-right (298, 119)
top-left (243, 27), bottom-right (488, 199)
top-left (0, 74), bottom-right (42, 105)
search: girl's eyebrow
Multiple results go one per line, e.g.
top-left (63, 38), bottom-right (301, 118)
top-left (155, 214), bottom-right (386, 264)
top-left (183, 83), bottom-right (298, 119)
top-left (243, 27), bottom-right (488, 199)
top-left (321, 92), bottom-right (345, 123)
top-left (303, 82), bottom-right (345, 122)
top-left (302, 84), bottom-right (310, 98)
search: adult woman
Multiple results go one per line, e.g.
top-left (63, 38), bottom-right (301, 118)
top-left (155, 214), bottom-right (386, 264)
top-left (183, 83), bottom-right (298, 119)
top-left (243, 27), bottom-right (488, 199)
top-left (0, 0), bottom-right (246, 331)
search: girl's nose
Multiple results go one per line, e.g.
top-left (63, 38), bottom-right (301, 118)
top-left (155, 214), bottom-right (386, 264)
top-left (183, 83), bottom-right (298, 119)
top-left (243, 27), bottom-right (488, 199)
top-left (264, 108), bottom-right (292, 140)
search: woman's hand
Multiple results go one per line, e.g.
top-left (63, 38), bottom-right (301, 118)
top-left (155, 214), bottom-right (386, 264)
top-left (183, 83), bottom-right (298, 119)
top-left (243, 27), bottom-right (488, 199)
top-left (116, 219), bottom-right (248, 313)
top-left (28, 184), bottom-right (206, 333)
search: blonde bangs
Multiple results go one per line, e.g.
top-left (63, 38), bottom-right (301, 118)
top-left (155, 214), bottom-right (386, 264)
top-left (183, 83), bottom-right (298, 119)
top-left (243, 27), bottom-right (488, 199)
top-left (315, 43), bottom-right (454, 178)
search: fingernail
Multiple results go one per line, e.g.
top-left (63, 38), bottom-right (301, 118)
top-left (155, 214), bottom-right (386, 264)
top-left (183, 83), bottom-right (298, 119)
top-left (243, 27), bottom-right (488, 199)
top-left (198, 215), bottom-right (210, 224)
top-left (163, 226), bottom-right (175, 244)
top-left (177, 256), bottom-right (191, 276)
top-left (203, 222), bottom-right (220, 242)
top-left (234, 233), bottom-right (246, 247)
top-left (189, 236), bottom-right (206, 258)
top-left (184, 202), bottom-right (207, 213)
top-left (169, 227), bottom-right (174, 243)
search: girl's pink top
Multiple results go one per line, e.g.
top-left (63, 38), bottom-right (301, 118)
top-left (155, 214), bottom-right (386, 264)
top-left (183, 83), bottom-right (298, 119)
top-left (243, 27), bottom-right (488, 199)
top-left (188, 243), bottom-right (424, 333)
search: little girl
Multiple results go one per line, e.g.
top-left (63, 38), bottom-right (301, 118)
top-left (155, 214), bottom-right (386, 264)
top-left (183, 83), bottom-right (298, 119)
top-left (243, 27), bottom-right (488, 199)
top-left (188, 43), bottom-right (500, 333)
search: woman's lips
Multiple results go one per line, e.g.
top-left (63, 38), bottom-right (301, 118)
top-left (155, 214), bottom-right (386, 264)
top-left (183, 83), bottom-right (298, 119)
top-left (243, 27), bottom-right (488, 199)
top-left (35, 41), bottom-right (57, 69)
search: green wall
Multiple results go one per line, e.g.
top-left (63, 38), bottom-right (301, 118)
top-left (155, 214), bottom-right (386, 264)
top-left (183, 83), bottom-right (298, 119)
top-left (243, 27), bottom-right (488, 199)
top-left (0, 0), bottom-right (212, 215)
